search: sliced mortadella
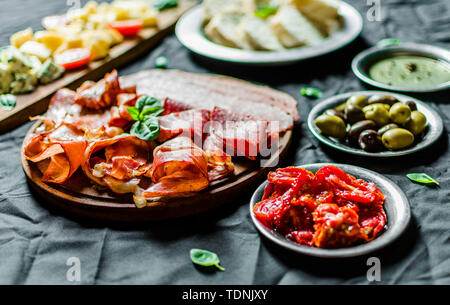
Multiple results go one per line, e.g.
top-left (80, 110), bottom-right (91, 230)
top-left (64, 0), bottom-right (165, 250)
top-left (81, 135), bottom-right (154, 194)
top-left (23, 123), bottom-right (87, 184)
top-left (141, 137), bottom-right (209, 198)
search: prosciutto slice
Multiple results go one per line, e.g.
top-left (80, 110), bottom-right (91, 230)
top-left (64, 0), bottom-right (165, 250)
top-left (141, 137), bottom-right (209, 198)
top-left (81, 135), bottom-right (154, 194)
top-left (75, 69), bottom-right (121, 110)
top-left (23, 123), bottom-right (87, 184)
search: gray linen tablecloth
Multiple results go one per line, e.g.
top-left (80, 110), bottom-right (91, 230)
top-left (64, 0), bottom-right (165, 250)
top-left (0, 0), bottom-right (449, 284)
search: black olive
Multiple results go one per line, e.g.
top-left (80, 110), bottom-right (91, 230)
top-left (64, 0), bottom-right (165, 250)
top-left (325, 109), bottom-right (346, 122)
top-left (347, 120), bottom-right (377, 145)
top-left (359, 130), bottom-right (383, 152)
top-left (405, 100), bottom-right (417, 111)
top-left (345, 104), bottom-right (365, 124)
top-left (368, 95), bottom-right (399, 106)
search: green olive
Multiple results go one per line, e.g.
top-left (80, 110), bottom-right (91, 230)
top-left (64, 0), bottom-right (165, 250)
top-left (377, 123), bottom-right (399, 138)
top-left (345, 104), bottom-right (365, 124)
top-left (363, 104), bottom-right (390, 126)
top-left (315, 114), bottom-right (347, 139)
top-left (346, 95), bottom-right (368, 108)
top-left (382, 128), bottom-right (415, 150)
top-left (368, 95), bottom-right (399, 106)
top-left (334, 102), bottom-right (348, 113)
top-left (405, 111), bottom-right (427, 135)
top-left (389, 102), bottom-right (411, 125)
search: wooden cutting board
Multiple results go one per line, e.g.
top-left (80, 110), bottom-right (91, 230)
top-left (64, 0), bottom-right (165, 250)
top-left (0, 0), bottom-right (197, 134)
top-left (22, 124), bottom-right (292, 222)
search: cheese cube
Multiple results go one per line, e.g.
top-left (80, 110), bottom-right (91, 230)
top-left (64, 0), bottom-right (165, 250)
top-left (0, 63), bottom-right (13, 94)
top-left (10, 28), bottom-right (34, 49)
top-left (35, 31), bottom-right (65, 53)
top-left (19, 41), bottom-right (52, 61)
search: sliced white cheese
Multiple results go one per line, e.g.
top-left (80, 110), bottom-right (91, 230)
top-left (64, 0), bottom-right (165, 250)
top-left (270, 5), bottom-right (323, 48)
top-left (203, 0), bottom-right (256, 24)
top-left (204, 12), bottom-right (252, 49)
top-left (243, 16), bottom-right (284, 51)
top-left (288, 0), bottom-right (341, 36)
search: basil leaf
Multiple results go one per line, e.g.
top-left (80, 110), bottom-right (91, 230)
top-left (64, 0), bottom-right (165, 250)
top-left (377, 38), bottom-right (402, 48)
top-left (139, 106), bottom-right (164, 120)
top-left (153, 0), bottom-right (178, 11)
top-left (0, 94), bottom-right (16, 110)
top-left (127, 107), bottom-right (140, 121)
top-left (130, 116), bottom-right (160, 142)
top-left (407, 173), bottom-right (439, 186)
top-left (190, 249), bottom-right (225, 271)
top-left (135, 96), bottom-right (163, 112)
top-left (255, 5), bottom-right (278, 18)
top-left (155, 56), bottom-right (168, 69)
top-left (301, 87), bottom-right (323, 99)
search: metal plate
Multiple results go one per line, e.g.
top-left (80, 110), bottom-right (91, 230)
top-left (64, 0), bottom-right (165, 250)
top-left (307, 91), bottom-right (444, 157)
top-left (249, 163), bottom-right (411, 258)
top-left (175, 1), bottom-right (363, 66)
top-left (352, 43), bottom-right (450, 92)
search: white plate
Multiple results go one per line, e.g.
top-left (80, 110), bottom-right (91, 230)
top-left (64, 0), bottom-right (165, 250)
top-left (175, 1), bottom-right (363, 66)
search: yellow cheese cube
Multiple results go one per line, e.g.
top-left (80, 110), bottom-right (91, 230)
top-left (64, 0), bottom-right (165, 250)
top-left (141, 10), bottom-right (158, 27)
top-left (106, 29), bottom-right (124, 45)
top-left (34, 31), bottom-right (65, 53)
top-left (85, 1), bottom-right (98, 14)
top-left (10, 28), bottom-right (34, 48)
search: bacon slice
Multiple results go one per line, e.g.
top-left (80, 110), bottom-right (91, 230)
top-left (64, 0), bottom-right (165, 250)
top-left (81, 135), bottom-right (154, 194)
top-left (24, 123), bottom-right (87, 184)
top-left (75, 69), bottom-right (121, 110)
top-left (141, 137), bottom-right (209, 198)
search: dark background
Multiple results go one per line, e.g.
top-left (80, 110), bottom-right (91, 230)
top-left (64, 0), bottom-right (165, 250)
top-left (0, 0), bottom-right (449, 284)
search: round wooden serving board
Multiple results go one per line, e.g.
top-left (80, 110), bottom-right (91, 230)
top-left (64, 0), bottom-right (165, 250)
top-left (22, 123), bottom-right (292, 222)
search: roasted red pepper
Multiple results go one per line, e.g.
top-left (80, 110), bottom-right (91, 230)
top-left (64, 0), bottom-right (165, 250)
top-left (253, 165), bottom-right (386, 249)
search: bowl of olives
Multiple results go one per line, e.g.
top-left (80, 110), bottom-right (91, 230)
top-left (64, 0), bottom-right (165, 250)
top-left (308, 91), bottom-right (444, 157)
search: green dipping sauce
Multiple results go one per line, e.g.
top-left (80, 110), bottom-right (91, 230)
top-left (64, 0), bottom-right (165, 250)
top-left (369, 56), bottom-right (450, 88)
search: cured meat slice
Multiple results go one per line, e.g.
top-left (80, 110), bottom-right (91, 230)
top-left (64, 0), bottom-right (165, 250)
top-left (81, 135), bottom-right (154, 194)
top-left (75, 69), bottom-right (121, 110)
top-left (161, 97), bottom-right (192, 115)
top-left (203, 133), bottom-right (234, 181)
top-left (120, 69), bottom-right (297, 131)
top-left (157, 109), bottom-right (210, 145)
top-left (23, 123), bottom-right (87, 184)
top-left (141, 137), bottom-right (209, 198)
top-left (207, 107), bottom-right (270, 159)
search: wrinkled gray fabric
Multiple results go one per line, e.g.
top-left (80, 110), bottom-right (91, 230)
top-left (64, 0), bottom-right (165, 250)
top-left (0, 0), bottom-right (449, 285)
